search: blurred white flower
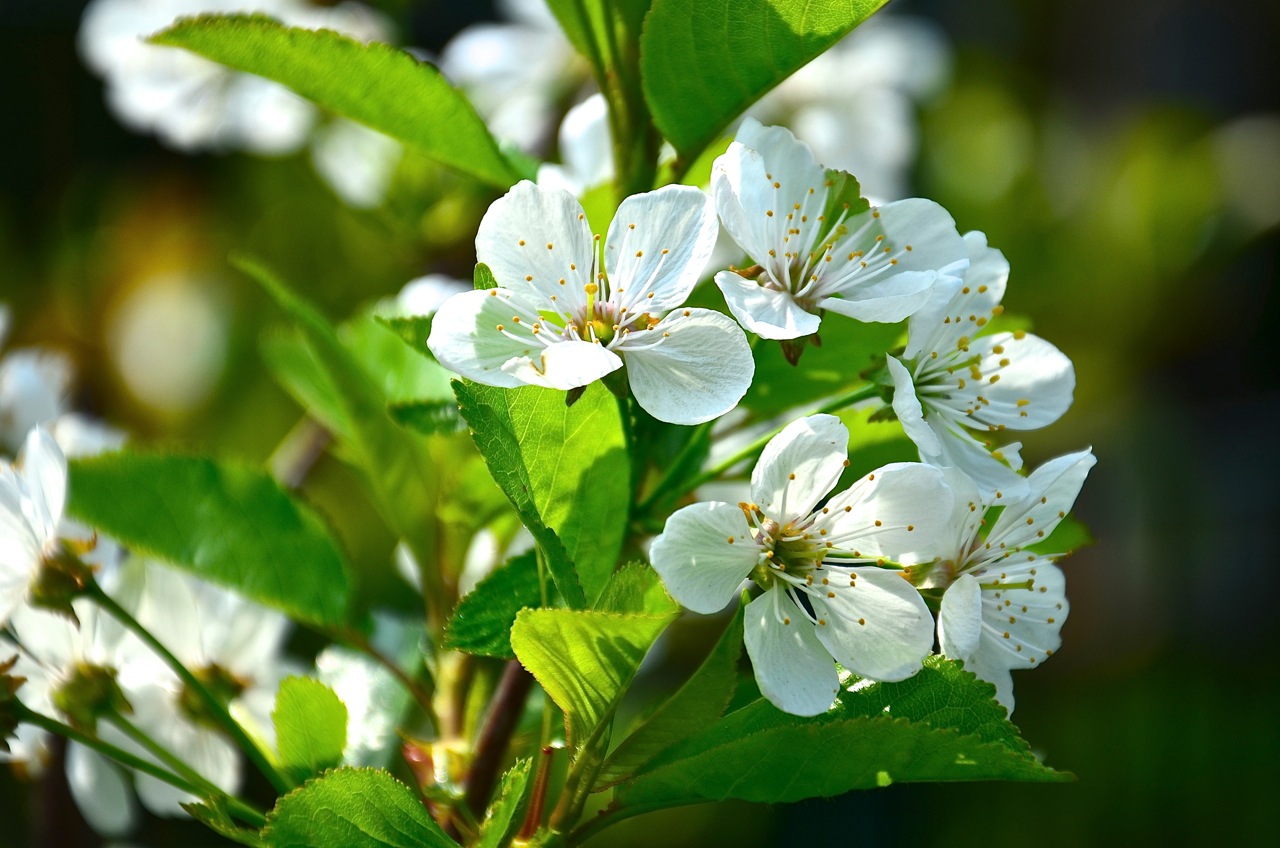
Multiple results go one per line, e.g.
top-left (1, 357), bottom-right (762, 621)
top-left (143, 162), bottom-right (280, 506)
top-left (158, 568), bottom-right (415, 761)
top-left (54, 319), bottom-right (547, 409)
top-left (0, 345), bottom-right (74, 455)
top-left (395, 274), bottom-right (469, 318)
top-left (70, 562), bottom-right (293, 821)
top-left (439, 0), bottom-right (587, 153)
top-left (0, 429), bottom-right (68, 627)
top-left (749, 15), bottom-right (952, 201)
top-left (79, 0), bottom-right (402, 206)
top-left (536, 94), bottom-right (612, 195)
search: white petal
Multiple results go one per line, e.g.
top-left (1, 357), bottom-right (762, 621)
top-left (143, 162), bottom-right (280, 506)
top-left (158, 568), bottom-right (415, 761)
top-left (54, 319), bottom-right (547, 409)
top-left (19, 427), bottom-right (67, 540)
top-left (986, 449), bottom-right (1095, 551)
top-left (744, 589), bottom-right (839, 716)
top-left (649, 502), bottom-right (758, 614)
top-left (714, 270), bottom-right (821, 340)
top-left (812, 566), bottom-right (934, 681)
top-left (475, 180), bottom-right (596, 314)
top-left (556, 94), bottom-right (613, 192)
top-left (974, 561), bottom-right (1067, 675)
top-left (886, 356), bottom-right (941, 456)
top-left (622, 309), bottom-right (753, 425)
top-left (428, 288), bottom-right (567, 389)
top-left (864, 198), bottom-right (968, 277)
top-left (750, 414), bottom-right (848, 525)
top-left (962, 332), bottom-right (1075, 430)
top-left (925, 417), bottom-right (1029, 503)
top-left (502, 339), bottom-right (623, 390)
top-left (0, 349), bottom-right (74, 449)
top-left (66, 743), bottom-right (139, 836)
top-left (713, 120), bottom-right (826, 267)
top-left (606, 185), bottom-right (716, 313)
top-left (821, 462), bottom-right (954, 557)
top-left (938, 572), bottom-right (982, 662)
top-left (817, 269), bottom-right (941, 323)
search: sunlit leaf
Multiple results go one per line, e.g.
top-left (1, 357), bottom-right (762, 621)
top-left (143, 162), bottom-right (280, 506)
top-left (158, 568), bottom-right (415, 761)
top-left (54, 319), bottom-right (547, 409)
top-left (153, 15), bottom-right (520, 187)
top-left (274, 677), bottom-right (349, 786)
top-left (67, 453), bottom-right (351, 628)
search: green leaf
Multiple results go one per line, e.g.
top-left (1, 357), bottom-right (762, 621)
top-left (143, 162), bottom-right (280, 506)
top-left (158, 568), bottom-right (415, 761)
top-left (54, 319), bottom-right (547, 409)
top-left (153, 15), bottom-right (519, 188)
top-left (67, 453), bottom-right (350, 628)
top-left (743, 320), bottom-right (903, 417)
top-left (475, 759), bottom-right (532, 848)
top-left (597, 604), bottom-right (743, 788)
top-left (474, 263), bottom-right (499, 291)
top-left (274, 677), bottom-right (349, 786)
top-left (239, 257), bottom-right (444, 616)
top-left (453, 380), bottom-right (630, 607)
top-left (263, 767), bottom-right (457, 848)
top-left (443, 552), bottom-right (545, 659)
top-left (510, 608), bottom-right (675, 755)
top-left (618, 657), bottom-right (1067, 808)
top-left (183, 799), bottom-right (267, 847)
top-left (388, 400), bottom-right (466, 437)
top-left (641, 0), bottom-right (890, 159)
top-left (593, 562), bottom-right (678, 618)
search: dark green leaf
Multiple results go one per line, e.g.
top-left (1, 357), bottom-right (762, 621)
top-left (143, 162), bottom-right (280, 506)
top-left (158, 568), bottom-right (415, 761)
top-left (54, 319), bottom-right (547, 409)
top-left (263, 767), bottom-right (457, 848)
top-left (67, 453), bottom-right (350, 628)
top-left (274, 677), bottom-right (349, 786)
top-left (619, 657), bottom-right (1067, 808)
top-left (453, 380), bottom-right (630, 607)
top-left (444, 551), bottom-right (545, 659)
top-left (510, 608), bottom-right (675, 755)
top-left (743, 320), bottom-right (904, 417)
top-left (641, 0), bottom-right (890, 159)
top-left (475, 759), bottom-right (532, 848)
top-left (597, 604), bottom-right (743, 788)
top-left (153, 15), bottom-right (519, 188)
top-left (388, 401), bottom-right (466, 437)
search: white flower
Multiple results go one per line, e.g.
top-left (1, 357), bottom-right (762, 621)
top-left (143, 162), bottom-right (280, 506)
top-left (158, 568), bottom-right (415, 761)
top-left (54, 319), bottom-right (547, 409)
top-left (439, 0), bottom-right (586, 153)
top-left (428, 180), bottom-right (754, 425)
top-left (886, 232), bottom-right (1076, 500)
top-left (650, 414), bottom-right (953, 716)
top-left (921, 451), bottom-right (1095, 712)
top-left (536, 94), bottom-right (613, 196)
top-left (78, 0), bottom-right (402, 205)
top-left (0, 346), bottom-right (73, 454)
top-left (395, 274), bottom-right (469, 317)
top-left (711, 119), bottom-right (969, 343)
top-left (1, 598), bottom-right (144, 834)
top-left (0, 429), bottom-right (68, 627)
top-left (104, 562), bottom-right (292, 818)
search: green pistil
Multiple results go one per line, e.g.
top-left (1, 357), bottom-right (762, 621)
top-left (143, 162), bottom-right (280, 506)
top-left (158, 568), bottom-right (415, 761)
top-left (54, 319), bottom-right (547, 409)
top-left (52, 662), bottom-right (130, 732)
top-left (178, 664), bottom-right (247, 729)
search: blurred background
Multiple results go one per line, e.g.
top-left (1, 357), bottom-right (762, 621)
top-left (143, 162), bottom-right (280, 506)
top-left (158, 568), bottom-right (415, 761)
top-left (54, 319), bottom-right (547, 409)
top-left (2, 0), bottom-right (1277, 845)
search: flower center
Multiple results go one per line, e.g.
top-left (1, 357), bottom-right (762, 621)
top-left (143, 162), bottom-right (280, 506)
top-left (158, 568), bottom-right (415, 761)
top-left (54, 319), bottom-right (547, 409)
top-left (178, 663), bottom-right (247, 729)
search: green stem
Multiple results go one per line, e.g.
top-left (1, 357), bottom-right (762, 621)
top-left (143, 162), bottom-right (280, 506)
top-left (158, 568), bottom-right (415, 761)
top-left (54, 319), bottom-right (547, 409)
top-left (567, 799), bottom-right (668, 846)
top-left (635, 419), bottom-right (715, 514)
top-left (659, 383), bottom-right (882, 503)
top-left (85, 579), bottom-right (290, 794)
top-left (17, 705), bottom-right (266, 829)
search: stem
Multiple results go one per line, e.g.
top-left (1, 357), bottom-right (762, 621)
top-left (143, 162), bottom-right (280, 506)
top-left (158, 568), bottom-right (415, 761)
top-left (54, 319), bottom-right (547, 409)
top-left (518, 745), bottom-right (556, 840)
top-left (459, 660), bottom-right (535, 824)
top-left (17, 705), bottom-right (266, 828)
top-left (85, 579), bottom-right (289, 794)
top-left (268, 417), bottom-right (331, 491)
top-left (678, 383), bottom-right (882, 496)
